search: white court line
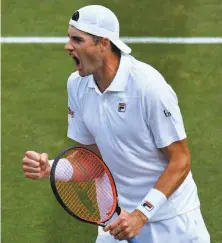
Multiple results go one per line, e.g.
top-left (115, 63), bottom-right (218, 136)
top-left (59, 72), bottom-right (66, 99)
top-left (1, 36), bottom-right (222, 44)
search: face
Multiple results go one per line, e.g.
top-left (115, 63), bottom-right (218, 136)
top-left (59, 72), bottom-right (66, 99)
top-left (64, 25), bottom-right (103, 77)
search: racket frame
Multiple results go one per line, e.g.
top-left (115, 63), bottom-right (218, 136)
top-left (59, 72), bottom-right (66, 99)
top-left (50, 146), bottom-right (121, 227)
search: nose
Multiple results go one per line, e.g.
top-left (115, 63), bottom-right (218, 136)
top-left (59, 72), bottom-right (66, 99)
top-left (64, 39), bottom-right (75, 51)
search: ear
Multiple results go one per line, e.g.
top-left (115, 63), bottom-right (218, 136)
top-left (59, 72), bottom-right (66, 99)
top-left (100, 38), bottom-right (110, 52)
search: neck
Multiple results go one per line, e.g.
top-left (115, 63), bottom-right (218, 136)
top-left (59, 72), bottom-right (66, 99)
top-left (93, 53), bottom-right (121, 93)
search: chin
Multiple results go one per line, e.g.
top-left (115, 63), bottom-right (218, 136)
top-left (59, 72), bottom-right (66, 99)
top-left (78, 70), bottom-right (92, 77)
top-left (78, 72), bottom-right (87, 77)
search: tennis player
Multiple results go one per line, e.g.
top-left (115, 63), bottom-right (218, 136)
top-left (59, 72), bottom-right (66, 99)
top-left (22, 5), bottom-right (210, 243)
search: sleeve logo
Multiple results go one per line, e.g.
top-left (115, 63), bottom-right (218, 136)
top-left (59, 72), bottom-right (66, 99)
top-left (68, 107), bottom-right (75, 118)
top-left (142, 201), bottom-right (154, 212)
top-left (163, 109), bottom-right (171, 117)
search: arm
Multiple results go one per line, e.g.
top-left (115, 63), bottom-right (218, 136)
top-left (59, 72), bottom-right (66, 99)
top-left (133, 139), bottom-right (190, 222)
top-left (134, 83), bottom-right (190, 222)
top-left (155, 138), bottom-right (190, 197)
top-left (75, 142), bottom-right (102, 159)
top-left (23, 75), bottom-right (97, 180)
top-left (104, 139), bottom-right (191, 240)
top-left (105, 80), bottom-right (189, 239)
top-left (66, 76), bottom-right (103, 180)
top-left (65, 143), bottom-right (104, 182)
top-left (23, 143), bottom-right (102, 181)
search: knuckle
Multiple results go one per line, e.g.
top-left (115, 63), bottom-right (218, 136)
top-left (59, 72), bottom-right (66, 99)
top-left (121, 222), bottom-right (128, 228)
top-left (117, 232), bottom-right (124, 240)
top-left (35, 161), bottom-right (40, 167)
top-left (26, 151), bottom-right (41, 161)
top-left (41, 153), bottom-right (48, 161)
top-left (124, 228), bottom-right (131, 234)
top-left (33, 173), bottom-right (40, 179)
top-left (110, 223), bottom-right (115, 230)
top-left (25, 151), bottom-right (32, 157)
top-left (25, 173), bottom-right (32, 178)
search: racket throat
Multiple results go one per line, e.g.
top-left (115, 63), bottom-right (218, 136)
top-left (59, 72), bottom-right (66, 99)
top-left (116, 205), bottom-right (121, 215)
top-left (97, 206), bottom-right (121, 227)
top-left (98, 222), bottom-right (106, 227)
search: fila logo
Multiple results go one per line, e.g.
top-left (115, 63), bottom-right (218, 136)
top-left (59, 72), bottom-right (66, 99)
top-left (142, 201), bottom-right (154, 212)
top-left (68, 107), bottom-right (75, 118)
top-left (118, 103), bottom-right (126, 112)
top-left (163, 110), bottom-right (171, 117)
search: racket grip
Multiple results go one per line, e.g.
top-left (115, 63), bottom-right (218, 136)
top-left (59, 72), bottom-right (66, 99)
top-left (128, 237), bottom-right (139, 243)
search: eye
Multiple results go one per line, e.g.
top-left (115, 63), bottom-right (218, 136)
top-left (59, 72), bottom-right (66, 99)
top-left (70, 37), bottom-right (83, 43)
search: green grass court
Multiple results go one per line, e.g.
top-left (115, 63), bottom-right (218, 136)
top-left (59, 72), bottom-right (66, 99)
top-left (2, 0), bottom-right (222, 242)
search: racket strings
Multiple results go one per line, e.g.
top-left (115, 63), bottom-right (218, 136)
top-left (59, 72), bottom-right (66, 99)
top-left (58, 181), bottom-right (100, 219)
top-left (54, 148), bottom-right (117, 223)
top-left (57, 177), bottom-right (112, 221)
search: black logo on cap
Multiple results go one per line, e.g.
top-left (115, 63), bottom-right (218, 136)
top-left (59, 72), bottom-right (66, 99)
top-left (72, 11), bottom-right (79, 21)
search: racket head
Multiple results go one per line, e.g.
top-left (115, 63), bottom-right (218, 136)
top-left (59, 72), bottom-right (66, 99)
top-left (50, 146), bottom-right (119, 226)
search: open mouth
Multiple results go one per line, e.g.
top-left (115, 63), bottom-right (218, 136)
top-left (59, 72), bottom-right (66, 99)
top-left (73, 56), bottom-right (80, 69)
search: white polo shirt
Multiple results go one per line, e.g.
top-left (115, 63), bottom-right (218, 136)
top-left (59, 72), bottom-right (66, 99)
top-left (67, 53), bottom-right (200, 222)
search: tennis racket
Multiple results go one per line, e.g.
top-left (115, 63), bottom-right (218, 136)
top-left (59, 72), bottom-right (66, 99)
top-left (50, 146), bottom-right (139, 243)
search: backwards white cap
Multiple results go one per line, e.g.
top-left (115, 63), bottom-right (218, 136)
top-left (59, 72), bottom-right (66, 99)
top-left (69, 5), bottom-right (131, 54)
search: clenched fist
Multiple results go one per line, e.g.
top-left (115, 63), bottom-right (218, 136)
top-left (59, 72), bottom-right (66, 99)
top-left (22, 151), bottom-right (51, 179)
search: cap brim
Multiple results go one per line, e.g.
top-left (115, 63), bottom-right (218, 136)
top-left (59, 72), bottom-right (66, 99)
top-left (111, 39), bottom-right (131, 54)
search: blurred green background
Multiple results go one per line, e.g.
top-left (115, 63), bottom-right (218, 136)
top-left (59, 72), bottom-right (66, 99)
top-left (2, 0), bottom-right (222, 242)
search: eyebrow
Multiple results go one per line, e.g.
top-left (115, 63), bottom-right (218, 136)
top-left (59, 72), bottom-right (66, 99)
top-left (68, 34), bottom-right (84, 41)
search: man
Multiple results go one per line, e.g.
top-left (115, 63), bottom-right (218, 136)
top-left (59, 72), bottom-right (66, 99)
top-left (22, 5), bottom-right (210, 243)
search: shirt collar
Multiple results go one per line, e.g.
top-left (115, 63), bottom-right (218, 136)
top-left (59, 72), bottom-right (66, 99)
top-left (88, 54), bottom-right (131, 92)
top-left (88, 75), bottom-right (96, 88)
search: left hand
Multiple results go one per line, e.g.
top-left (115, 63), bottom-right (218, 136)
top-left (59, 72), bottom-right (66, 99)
top-left (104, 209), bottom-right (148, 241)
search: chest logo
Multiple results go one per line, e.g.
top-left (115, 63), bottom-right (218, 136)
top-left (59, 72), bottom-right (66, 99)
top-left (118, 103), bottom-right (126, 112)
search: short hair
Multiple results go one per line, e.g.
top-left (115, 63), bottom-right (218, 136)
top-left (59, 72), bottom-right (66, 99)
top-left (90, 34), bottom-right (121, 57)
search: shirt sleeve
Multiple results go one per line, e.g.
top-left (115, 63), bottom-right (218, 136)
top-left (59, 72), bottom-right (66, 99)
top-left (67, 76), bottom-right (95, 145)
top-left (145, 82), bottom-right (187, 148)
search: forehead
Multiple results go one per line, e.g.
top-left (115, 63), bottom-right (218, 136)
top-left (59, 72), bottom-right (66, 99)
top-left (68, 25), bottom-right (91, 38)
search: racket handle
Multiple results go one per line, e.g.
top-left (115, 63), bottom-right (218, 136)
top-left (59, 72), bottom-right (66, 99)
top-left (128, 237), bottom-right (139, 243)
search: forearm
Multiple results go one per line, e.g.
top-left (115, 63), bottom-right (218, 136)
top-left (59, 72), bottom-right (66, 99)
top-left (154, 155), bottom-right (190, 198)
top-left (136, 140), bottom-right (191, 222)
top-left (47, 144), bottom-right (103, 181)
top-left (46, 142), bottom-right (100, 173)
top-left (76, 142), bottom-right (102, 158)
